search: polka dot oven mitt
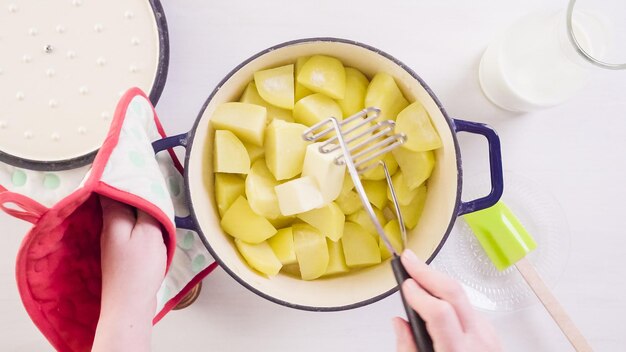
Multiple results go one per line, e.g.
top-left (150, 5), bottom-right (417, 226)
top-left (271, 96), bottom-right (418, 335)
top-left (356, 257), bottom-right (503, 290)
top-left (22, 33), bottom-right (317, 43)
top-left (0, 88), bottom-right (216, 352)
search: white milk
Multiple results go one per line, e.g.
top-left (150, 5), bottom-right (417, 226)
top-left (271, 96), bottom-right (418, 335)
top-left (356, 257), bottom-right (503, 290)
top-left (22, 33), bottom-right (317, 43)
top-left (479, 11), bottom-right (607, 112)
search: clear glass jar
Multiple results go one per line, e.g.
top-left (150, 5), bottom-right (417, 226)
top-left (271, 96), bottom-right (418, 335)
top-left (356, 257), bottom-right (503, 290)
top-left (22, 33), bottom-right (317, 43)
top-left (479, 0), bottom-right (624, 112)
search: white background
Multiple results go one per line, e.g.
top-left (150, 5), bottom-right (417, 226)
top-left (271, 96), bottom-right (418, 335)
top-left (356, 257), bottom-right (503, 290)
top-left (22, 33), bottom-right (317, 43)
top-left (1, 0), bottom-right (625, 351)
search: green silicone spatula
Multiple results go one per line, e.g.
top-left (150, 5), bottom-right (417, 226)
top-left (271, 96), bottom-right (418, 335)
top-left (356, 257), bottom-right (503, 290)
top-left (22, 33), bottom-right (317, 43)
top-left (464, 201), bottom-right (593, 352)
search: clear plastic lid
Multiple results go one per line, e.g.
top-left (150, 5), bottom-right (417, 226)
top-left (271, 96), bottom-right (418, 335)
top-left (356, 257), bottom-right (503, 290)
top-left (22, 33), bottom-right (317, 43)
top-left (432, 172), bottom-right (570, 312)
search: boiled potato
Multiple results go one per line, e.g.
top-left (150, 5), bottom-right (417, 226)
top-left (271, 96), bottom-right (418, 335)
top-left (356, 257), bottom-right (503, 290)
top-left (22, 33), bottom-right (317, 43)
top-left (364, 73), bottom-right (408, 121)
top-left (214, 130), bottom-right (250, 174)
top-left (301, 142), bottom-right (345, 203)
top-left (387, 170), bottom-right (418, 206)
top-left (264, 119), bottom-right (310, 180)
top-left (342, 222), bottom-right (382, 267)
top-left (362, 179), bottom-right (388, 209)
top-left (295, 57), bottom-right (314, 101)
top-left (268, 227), bottom-right (297, 265)
top-left (336, 67), bottom-right (369, 117)
top-left (324, 238), bottom-right (350, 276)
top-left (297, 55), bottom-right (346, 99)
top-left (379, 219), bottom-right (404, 260)
top-left (392, 147), bottom-right (435, 190)
top-left (396, 102), bottom-right (442, 151)
top-left (243, 141), bottom-right (265, 163)
top-left (335, 175), bottom-right (362, 214)
top-left (239, 82), bottom-right (294, 122)
top-left (335, 189), bottom-right (362, 215)
top-left (347, 207), bottom-right (386, 237)
top-left (211, 102), bottom-right (267, 146)
top-left (254, 64), bottom-right (295, 109)
top-left (281, 263), bottom-right (301, 277)
top-left (268, 215), bottom-right (296, 229)
top-left (361, 153), bottom-right (398, 181)
top-left (245, 159), bottom-right (281, 219)
top-left (293, 93), bottom-right (343, 127)
top-left (215, 173), bottom-right (245, 217)
top-left (275, 176), bottom-right (325, 216)
top-left (221, 196), bottom-right (277, 243)
top-left (340, 174), bottom-right (354, 194)
top-left (293, 223), bottom-right (329, 280)
top-left (235, 239), bottom-right (282, 276)
top-left (400, 184), bottom-right (427, 229)
top-left (297, 202), bottom-right (345, 241)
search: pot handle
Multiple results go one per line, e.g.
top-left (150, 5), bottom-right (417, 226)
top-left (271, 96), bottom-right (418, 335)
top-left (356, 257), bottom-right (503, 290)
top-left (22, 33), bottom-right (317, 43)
top-left (152, 133), bottom-right (197, 230)
top-left (453, 119), bottom-right (504, 215)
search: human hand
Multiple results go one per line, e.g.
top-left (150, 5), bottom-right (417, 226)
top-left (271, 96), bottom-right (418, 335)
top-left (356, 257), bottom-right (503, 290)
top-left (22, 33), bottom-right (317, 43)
top-left (393, 250), bottom-right (501, 352)
top-left (93, 197), bottom-right (167, 352)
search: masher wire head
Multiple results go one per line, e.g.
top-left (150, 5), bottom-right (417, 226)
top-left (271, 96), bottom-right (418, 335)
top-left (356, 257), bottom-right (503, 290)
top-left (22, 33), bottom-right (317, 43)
top-left (302, 107), bottom-right (408, 256)
top-left (303, 107), bottom-right (407, 174)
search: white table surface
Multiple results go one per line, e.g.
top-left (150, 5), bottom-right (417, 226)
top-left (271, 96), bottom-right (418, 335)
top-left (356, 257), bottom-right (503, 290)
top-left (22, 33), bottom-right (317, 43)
top-left (2, 0), bottom-right (625, 351)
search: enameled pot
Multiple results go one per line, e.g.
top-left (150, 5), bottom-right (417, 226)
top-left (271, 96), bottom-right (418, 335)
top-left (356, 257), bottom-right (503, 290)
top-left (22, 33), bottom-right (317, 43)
top-left (153, 37), bottom-right (504, 311)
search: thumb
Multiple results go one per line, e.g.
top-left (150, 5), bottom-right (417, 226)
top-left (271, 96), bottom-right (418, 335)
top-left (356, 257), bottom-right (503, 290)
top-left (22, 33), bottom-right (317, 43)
top-left (100, 196), bottom-right (135, 242)
top-left (393, 317), bottom-right (418, 352)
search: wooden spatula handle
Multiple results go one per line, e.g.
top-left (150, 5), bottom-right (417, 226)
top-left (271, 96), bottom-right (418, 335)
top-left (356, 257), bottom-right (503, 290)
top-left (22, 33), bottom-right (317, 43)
top-left (515, 258), bottom-right (593, 352)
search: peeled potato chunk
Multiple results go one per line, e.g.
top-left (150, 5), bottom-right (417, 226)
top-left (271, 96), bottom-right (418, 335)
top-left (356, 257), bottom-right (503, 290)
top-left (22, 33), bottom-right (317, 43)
top-left (268, 227), bottom-right (297, 265)
top-left (342, 222), bottom-right (382, 267)
top-left (293, 93), bottom-right (343, 127)
top-left (214, 130), bottom-right (250, 174)
top-left (295, 56), bottom-right (314, 101)
top-left (211, 102), bottom-right (267, 146)
top-left (215, 173), bottom-right (245, 217)
top-left (275, 176), bottom-right (325, 216)
top-left (379, 219), bottom-right (404, 260)
top-left (347, 208), bottom-right (386, 237)
top-left (281, 263), bottom-right (301, 277)
top-left (265, 119), bottom-right (310, 180)
top-left (221, 196), bottom-right (277, 243)
top-left (335, 189), bottom-right (362, 215)
top-left (361, 153), bottom-right (398, 181)
top-left (400, 184), bottom-right (427, 230)
top-left (243, 141), bottom-right (265, 163)
top-left (387, 170), bottom-right (419, 206)
top-left (297, 55), bottom-right (346, 99)
top-left (340, 174), bottom-right (355, 194)
top-left (301, 142), bottom-right (346, 203)
top-left (297, 202), bottom-right (345, 241)
top-left (336, 67), bottom-right (369, 117)
top-left (396, 102), bottom-right (442, 151)
top-left (324, 238), bottom-right (350, 276)
top-left (362, 179), bottom-right (388, 209)
top-left (392, 148), bottom-right (435, 190)
top-left (335, 175), bottom-right (362, 214)
top-left (364, 73), bottom-right (409, 121)
top-left (235, 239), bottom-right (282, 276)
top-left (268, 215), bottom-right (296, 229)
top-left (254, 64), bottom-right (295, 110)
top-left (293, 223), bottom-right (329, 280)
top-left (239, 82), bottom-right (294, 122)
top-left (245, 159), bottom-right (281, 219)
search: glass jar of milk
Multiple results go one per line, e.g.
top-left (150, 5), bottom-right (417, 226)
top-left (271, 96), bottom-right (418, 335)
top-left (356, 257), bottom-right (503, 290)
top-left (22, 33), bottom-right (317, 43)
top-left (479, 3), bottom-right (617, 112)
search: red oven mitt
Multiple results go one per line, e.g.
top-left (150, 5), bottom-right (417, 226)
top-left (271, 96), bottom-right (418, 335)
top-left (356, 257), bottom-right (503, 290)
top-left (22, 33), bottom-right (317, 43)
top-left (0, 88), bottom-right (216, 352)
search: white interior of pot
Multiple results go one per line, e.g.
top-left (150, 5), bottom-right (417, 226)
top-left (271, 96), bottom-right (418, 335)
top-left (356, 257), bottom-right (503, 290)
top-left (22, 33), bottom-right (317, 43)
top-left (187, 40), bottom-right (459, 309)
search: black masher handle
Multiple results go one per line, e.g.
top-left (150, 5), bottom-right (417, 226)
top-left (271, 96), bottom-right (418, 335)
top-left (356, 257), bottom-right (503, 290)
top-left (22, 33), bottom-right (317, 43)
top-left (391, 255), bottom-right (434, 352)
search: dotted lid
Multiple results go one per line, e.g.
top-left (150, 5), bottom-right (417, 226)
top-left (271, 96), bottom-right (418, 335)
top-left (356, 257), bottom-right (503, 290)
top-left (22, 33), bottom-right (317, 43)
top-left (0, 0), bottom-right (168, 170)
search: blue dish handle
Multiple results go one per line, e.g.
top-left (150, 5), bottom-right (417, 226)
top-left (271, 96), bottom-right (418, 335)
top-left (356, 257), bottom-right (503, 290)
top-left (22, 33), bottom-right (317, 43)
top-left (453, 119), bottom-right (504, 216)
top-left (152, 132), bottom-right (197, 230)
